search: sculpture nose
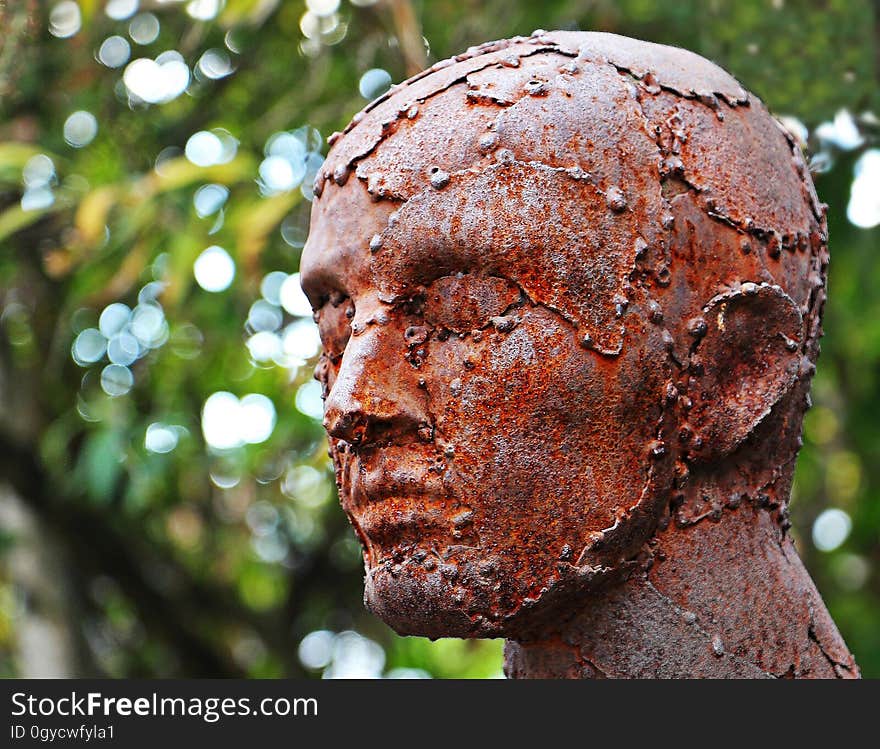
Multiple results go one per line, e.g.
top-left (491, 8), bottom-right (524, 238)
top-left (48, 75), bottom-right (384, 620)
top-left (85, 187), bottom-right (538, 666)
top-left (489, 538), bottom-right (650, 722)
top-left (322, 327), bottom-right (428, 446)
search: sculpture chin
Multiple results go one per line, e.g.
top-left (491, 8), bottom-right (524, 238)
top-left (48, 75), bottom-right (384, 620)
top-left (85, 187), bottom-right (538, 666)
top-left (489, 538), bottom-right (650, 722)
top-left (364, 564), bottom-right (493, 639)
top-left (362, 547), bottom-right (623, 640)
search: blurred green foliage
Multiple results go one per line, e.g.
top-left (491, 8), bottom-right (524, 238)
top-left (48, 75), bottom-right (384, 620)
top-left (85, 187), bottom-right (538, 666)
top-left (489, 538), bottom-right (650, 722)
top-left (0, 0), bottom-right (877, 678)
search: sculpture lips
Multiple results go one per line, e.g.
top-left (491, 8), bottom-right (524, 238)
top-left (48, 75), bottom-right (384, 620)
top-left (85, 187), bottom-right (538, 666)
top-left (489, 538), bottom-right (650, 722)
top-left (340, 445), bottom-right (457, 545)
top-left (355, 503), bottom-right (453, 546)
top-left (347, 444), bottom-right (447, 507)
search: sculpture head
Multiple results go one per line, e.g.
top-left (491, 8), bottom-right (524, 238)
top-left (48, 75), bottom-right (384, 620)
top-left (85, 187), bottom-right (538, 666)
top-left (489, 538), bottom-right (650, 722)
top-left (300, 31), bottom-right (827, 639)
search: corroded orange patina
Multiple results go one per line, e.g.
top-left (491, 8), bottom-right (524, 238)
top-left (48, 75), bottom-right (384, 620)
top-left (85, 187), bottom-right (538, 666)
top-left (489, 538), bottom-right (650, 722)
top-left (301, 31), bottom-right (858, 678)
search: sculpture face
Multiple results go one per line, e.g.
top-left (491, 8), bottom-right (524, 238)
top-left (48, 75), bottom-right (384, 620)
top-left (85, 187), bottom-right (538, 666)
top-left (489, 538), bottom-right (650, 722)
top-left (301, 31), bottom-right (827, 639)
top-left (302, 179), bottom-right (671, 638)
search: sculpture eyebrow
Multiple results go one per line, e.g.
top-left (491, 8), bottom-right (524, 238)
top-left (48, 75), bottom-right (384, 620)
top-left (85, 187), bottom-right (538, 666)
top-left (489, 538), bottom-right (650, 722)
top-left (372, 242), bottom-right (482, 298)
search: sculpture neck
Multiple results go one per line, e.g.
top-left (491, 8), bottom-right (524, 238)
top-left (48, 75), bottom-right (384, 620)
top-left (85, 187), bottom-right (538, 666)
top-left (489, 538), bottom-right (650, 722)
top-left (504, 500), bottom-right (859, 678)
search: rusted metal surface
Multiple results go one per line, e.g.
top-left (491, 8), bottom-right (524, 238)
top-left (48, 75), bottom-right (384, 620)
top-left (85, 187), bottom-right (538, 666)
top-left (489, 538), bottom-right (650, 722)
top-left (301, 31), bottom-right (858, 677)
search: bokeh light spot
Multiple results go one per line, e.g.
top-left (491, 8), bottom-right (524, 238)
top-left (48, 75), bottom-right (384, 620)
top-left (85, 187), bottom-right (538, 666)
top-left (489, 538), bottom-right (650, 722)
top-left (23, 155), bottom-right (55, 189)
top-left (358, 68), bottom-right (392, 100)
top-left (847, 149), bottom-right (880, 228)
top-left (145, 423), bottom-right (180, 454)
top-left (72, 328), bottom-right (107, 366)
top-left (246, 331), bottom-right (281, 362)
top-left (20, 188), bottom-right (54, 211)
top-left (279, 273), bottom-right (313, 317)
top-left (322, 631), bottom-right (385, 679)
top-left (130, 303), bottom-right (168, 348)
top-left (187, 0), bottom-right (222, 21)
top-left (202, 391), bottom-right (242, 450)
top-left (107, 332), bottom-right (140, 366)
top-left (63, 111), bottom-right (98, 148)
top-left (98, 35), bottom-right (131, 68)
top-left (124, 56), bottom-right (190, 104)
top-left (812, 508), bottom-right (853, 552)
top-left (202, 392), bottom-right (276, 450)
top-left (247, 300), bottom-right (283, 333)
top-left (100, 364), bottom-right (134, 397)
top-left (260, 272), bottom-right (288, 306)
top-left (49, 1), bottom-right (82, 39)
top-left (258, 155), bottom-right (304, 193)
top-left (193, 184), bottom-right (229, 217)
top-left (105, 0), bottom-right (139, 20)
top-left (185, 130), bottom-right (235, 166)
top-left (99, 303), bottom-right (132, 338)
top-left (298, 630), bottom-right (335, 670)
top-left (282, 319), bottom-right (321, 365)
top-left (193, 246), bottom-right (235, 292)
top-left (197, 49), bottom-right (234, 79)
top-left (295, 379), bottom-right (324, 420)
top-left (129, 13), bottom-right (160, 45)
top-left (306, 0), bottom-right (340, 16)
top-left (815, 109), bottom-right (864, 150)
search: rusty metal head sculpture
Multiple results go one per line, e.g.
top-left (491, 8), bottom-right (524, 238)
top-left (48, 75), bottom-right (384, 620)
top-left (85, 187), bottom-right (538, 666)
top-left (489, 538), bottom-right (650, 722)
top-left (300, 31), bottom-right (827, 642)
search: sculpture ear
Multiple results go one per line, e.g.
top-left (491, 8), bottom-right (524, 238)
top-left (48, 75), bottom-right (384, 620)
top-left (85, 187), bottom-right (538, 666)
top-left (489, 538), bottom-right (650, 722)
top-left (686, 283), bottom-right (804, 462)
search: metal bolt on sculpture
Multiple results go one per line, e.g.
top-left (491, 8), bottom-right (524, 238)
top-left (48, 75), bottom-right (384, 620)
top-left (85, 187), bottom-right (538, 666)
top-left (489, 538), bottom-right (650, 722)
top-left (300, 31), bottom-right (859, 678)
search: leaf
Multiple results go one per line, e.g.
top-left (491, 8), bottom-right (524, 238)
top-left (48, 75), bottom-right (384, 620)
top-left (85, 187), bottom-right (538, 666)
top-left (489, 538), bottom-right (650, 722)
top-left (140, 155), bottom-right (256, 196)
top-left (0, 142), bottom-right (51, 183)
top-left (75, 185), bottom-right (117, 244)
top-left (233, 191), bottom-right (301, 280)
top-left (0, 203), bottom-right (50, 242)
top-left (83, 239), bottom-right (151, 307)
top-left (80, 429), bottom-right (125, 504)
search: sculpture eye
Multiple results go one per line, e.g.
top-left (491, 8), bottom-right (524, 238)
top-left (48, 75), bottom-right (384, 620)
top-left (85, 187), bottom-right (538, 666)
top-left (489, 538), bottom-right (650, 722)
top-left (316, 297), bottom-right (354, 361)
top-left (422, 274), bottom-right (522, 333)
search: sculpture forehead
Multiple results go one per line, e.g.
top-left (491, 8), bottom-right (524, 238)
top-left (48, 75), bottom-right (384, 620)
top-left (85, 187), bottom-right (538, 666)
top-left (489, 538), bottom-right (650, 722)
top-left (317, 30), bottom-right (749, 195)
top-left (306, 29), bottom-right (822, 352)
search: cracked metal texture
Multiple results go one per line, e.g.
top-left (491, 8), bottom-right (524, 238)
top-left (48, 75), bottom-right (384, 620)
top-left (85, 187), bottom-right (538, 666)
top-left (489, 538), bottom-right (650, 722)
top-left (301, 31), bottom-right (858, 677)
